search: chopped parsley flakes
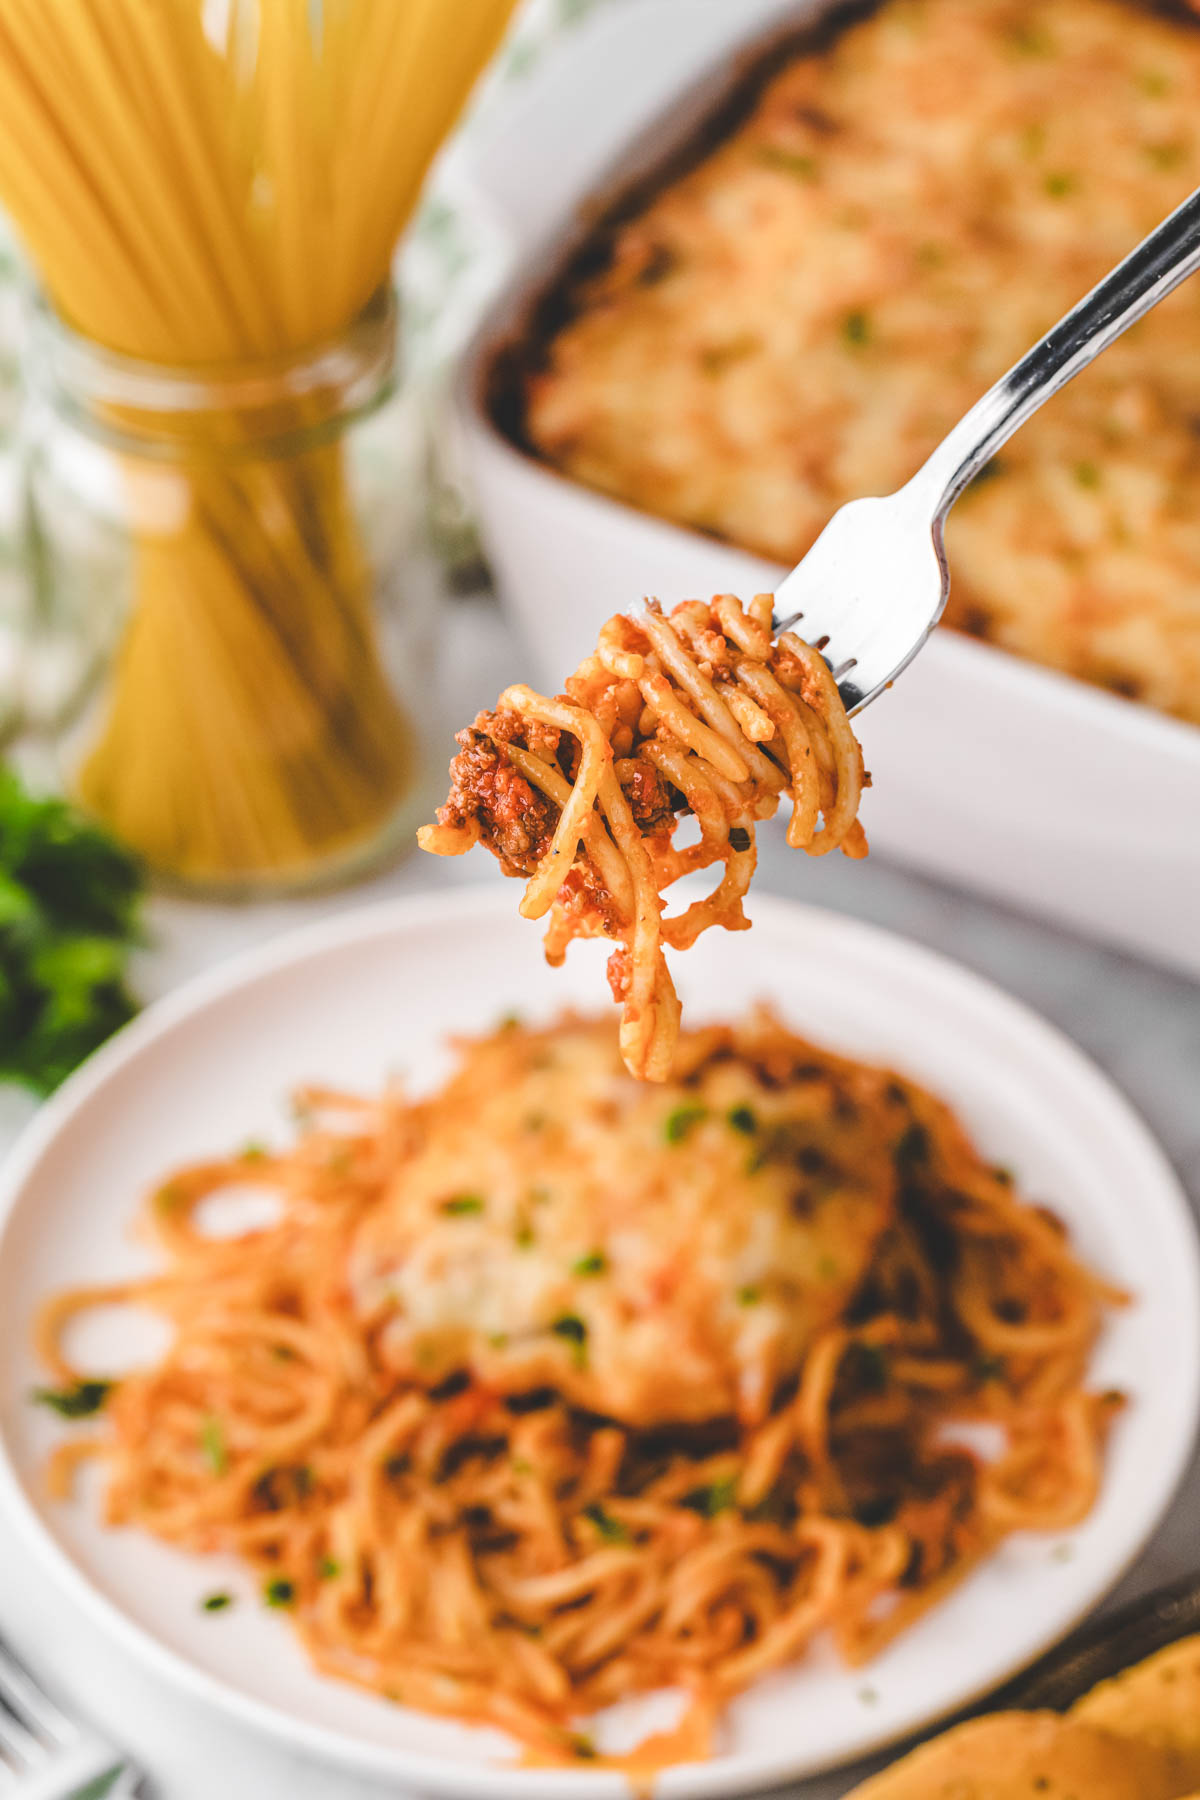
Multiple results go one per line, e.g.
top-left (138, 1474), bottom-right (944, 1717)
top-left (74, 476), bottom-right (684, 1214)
top-left (31, 1379), bottom-right (112, 1419)
top-left (582, 1502), bottom-right (630, 1543)
top-left (551, 1315), bottom-right (588, 1367)
top-left (756, 144), bottom-right (818, 181)
top-left (683, 1474), bottom-right (738, 1518)
top-left (441, 1193), bottom-right (484, 1216)
top-left (200, 1416), bottom-right (228, 1475)
top-left (664, 1104), bottom-right (707, 1144)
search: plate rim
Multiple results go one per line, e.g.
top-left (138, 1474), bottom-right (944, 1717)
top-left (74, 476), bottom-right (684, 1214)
top-left (1, 884), bottom-right (1197, 1799)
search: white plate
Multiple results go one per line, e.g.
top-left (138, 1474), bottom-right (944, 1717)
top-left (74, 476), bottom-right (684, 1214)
top-left (0, 887), bottom-right (1197, 1800)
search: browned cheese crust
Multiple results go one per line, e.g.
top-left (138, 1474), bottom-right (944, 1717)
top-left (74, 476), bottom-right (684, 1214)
top-left (521, 0), bottom-right (1200, 724)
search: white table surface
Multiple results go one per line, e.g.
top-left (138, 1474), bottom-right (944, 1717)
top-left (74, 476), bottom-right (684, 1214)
top-left (1, 595), bottom-right (1198, 1800)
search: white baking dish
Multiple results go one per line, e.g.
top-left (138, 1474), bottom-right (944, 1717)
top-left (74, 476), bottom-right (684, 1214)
top-left (453, 0), bottom-right (1200, 976)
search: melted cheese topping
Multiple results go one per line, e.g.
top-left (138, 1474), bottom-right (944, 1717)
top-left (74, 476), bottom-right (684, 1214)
top-left (524, 0), bottom-right (1200, 724)
top-left (351, 1016), bottom-right (897, 1424)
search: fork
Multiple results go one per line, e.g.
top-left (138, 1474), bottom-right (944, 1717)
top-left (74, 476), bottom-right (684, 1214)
top-left (773, 184), bottom-right (1200, 711)
top-left (0, 1637), bottom-right (137, 1800)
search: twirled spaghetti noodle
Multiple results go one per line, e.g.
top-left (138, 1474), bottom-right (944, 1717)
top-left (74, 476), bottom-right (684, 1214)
top-left (418, 595), bottom-right (868, 1080)
top-left (36, 1014), bottom-right (1124, 1777)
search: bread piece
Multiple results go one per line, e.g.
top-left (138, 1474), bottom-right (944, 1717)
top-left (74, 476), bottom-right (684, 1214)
top-left (1073, 1635), bottom-right (1200, 1792)
top-left (842, 1710), bottom-right (1180, 1799)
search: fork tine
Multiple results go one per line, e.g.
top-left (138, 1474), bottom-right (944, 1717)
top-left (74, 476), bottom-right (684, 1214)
top-left (0, 1642), bottom-right (134, 1796)
top-left (0, 1700), bottom-right (43, 1773)
top-left (0, 1642), bottom-right (71, 1746)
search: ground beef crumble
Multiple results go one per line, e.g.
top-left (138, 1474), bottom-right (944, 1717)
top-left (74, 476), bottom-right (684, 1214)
top-left (438, 711), bottom-right (684, 881)
top-left (437, 722), bottom-right (557, 877)
top-left (620, 759), bottom-right (677, 834)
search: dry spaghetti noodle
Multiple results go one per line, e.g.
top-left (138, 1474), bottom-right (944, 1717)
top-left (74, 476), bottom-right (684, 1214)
top-left (0, 0), bottom-right (517, 883)
top-left (36, 1013), bottom-right (1124, 1777)
top-left (419, 595), bottom-right (869, 1079)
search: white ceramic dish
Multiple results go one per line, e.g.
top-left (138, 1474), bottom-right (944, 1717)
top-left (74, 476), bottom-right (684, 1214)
top-left (0, 886), bottom-right (1197, 1798)
top-left (453, 0), bottom-right (1200, 980)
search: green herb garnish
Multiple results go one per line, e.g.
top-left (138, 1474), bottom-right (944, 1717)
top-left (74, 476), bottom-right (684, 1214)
top-left (582, 1502), bottom-right (630, 1543)
top-left (736, 1285), bottom-right (762, 1307)
top-left (441, 1194), bottom-right (484, 1216)
top-left (551, 1315), bottom-right (588, 1367)
top-left (683, 1475), bottom-right (738, 1518)
top-left (1044, 171), bottom-right (1076, 198)
top-left (200, 1416), bottom-right (228, 1475)
top-left (31, 1379), bottom-right (112, 1419)
top-left (318, 1557), bottom-right (341, 1581)
top-left (201, 1592), bottom-right (233, 1613)
top-left (842, 309), bottom-right (871, 346)
top-left (572, 1249), bottom-right (607, 1277)
top-left (664, 1104), bottom-right (706, 1144)
top-left (264, 1577), bottom-right (295, 1607)
top-left (727, 1105), bottom-right (757, 1136)
top-left (756, 144), bottom-right (818, 180)
top-left (239, 1141), bottom-right (268, 1162)
top-left (515, 1221), bottom-right (536, 1249)
top-left (1073, 460), bottom-right (1101, 489)
top-left (0, 767), bottom-right (143, 1094)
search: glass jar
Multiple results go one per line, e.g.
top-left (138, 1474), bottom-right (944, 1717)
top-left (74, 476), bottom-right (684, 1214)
top-left (12, 285), bottom-right (436, 894)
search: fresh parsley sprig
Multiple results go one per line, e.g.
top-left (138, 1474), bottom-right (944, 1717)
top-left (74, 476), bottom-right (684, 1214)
top-left (0, 767), bottom-right (144, 1092)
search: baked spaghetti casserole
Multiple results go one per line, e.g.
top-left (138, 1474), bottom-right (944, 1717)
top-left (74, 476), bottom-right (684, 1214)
top-left (511, 0), bottom-right (1200, 725)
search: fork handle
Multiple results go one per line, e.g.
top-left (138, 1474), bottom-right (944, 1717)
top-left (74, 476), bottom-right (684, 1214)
top-left (916, 183), bottom-right (1200, 517)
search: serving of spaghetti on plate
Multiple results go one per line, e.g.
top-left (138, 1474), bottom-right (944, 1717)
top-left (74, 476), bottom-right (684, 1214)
top-left (0, 890), bottom-right (1196, 1797)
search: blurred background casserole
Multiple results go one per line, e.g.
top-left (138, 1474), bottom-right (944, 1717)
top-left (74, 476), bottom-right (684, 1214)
top-left (508, 0), bottom-right (1200, 725)
top-left (459, 0), bottom-right (1200, 976)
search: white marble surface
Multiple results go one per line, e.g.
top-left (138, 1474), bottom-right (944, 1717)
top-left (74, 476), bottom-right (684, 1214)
top-left (1, 596), bottom-right (1198, 1800)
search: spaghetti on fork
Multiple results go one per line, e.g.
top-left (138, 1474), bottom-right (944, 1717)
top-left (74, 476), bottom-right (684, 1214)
top-left (419, 595), bottom-right (868, 1079)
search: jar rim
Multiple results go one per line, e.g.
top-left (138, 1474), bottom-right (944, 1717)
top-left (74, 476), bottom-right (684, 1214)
top-left (28, 284), bottom-right (398, 445)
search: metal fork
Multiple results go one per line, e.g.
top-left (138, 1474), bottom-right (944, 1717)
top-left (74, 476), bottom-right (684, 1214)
top-left (0, 1637), bottom-right (137, 1800)
top-left (773, 185), bottom-right (1200, 711)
